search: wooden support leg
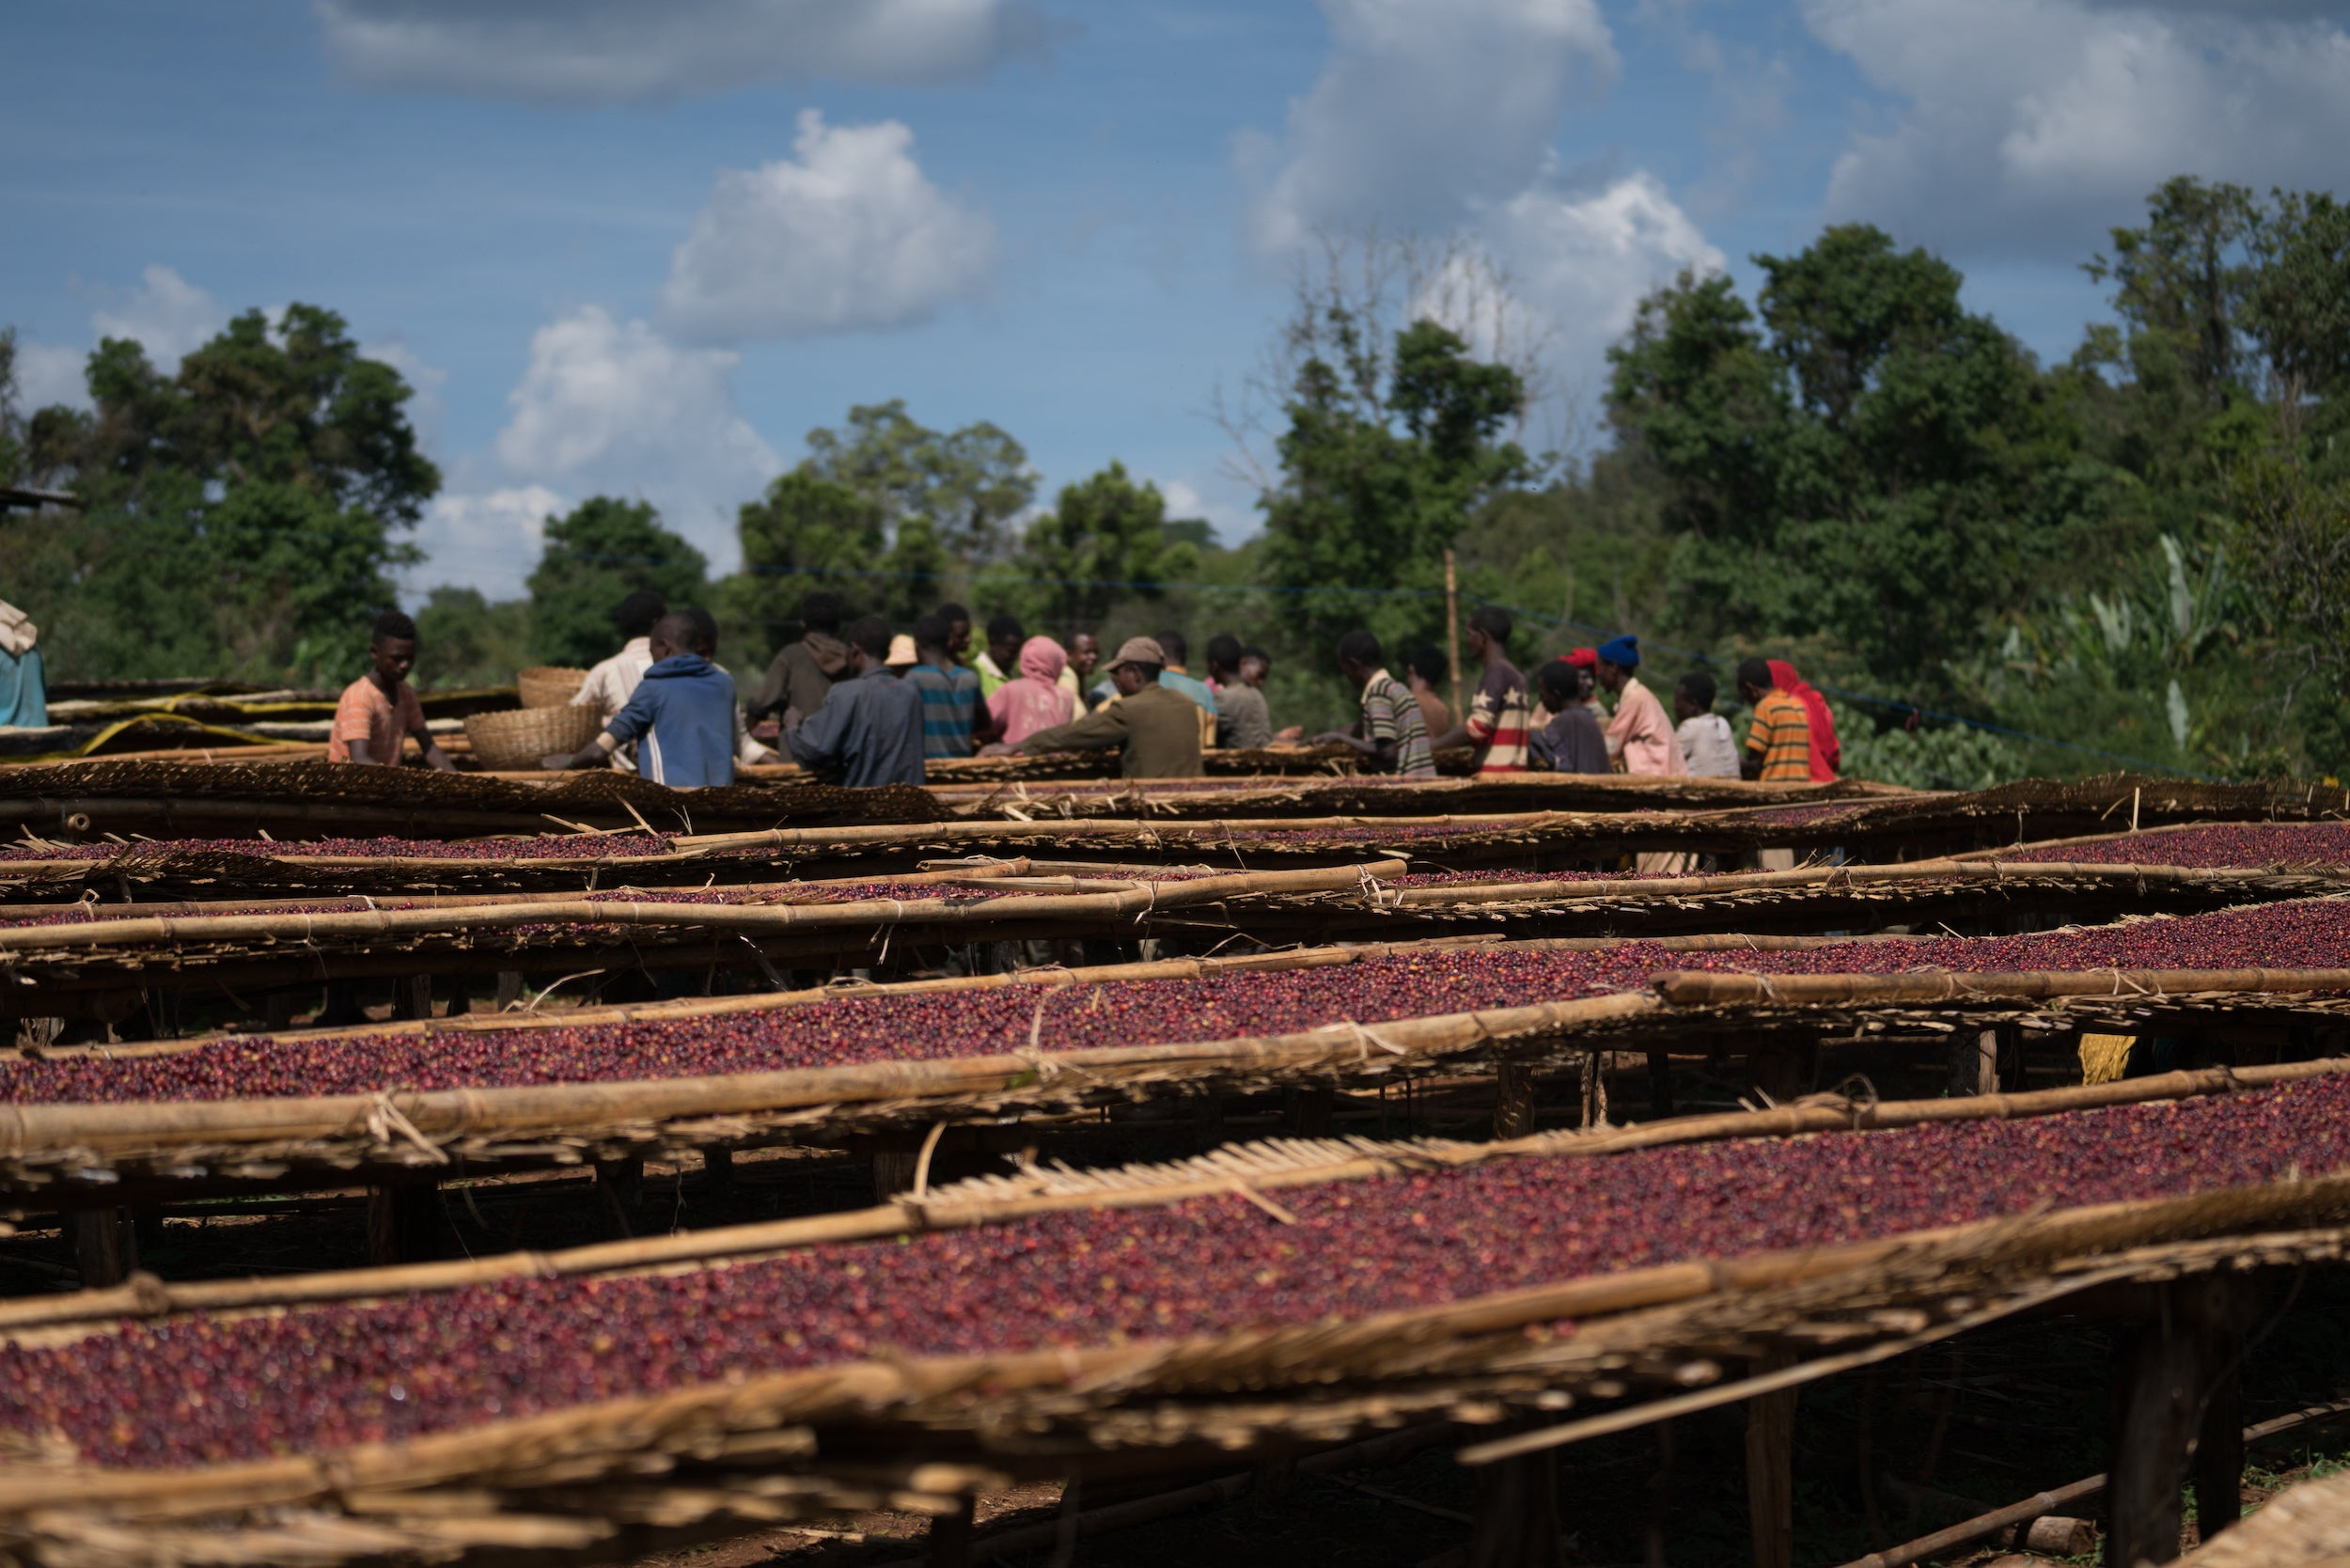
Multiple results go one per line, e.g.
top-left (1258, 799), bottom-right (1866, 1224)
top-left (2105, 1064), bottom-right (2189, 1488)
top-left (494, 971), bottom-right (525, 1011)
top-left (69, 1208), bottom-right (134, 1287)
top-left (927, 1494), bottom-right (975, 1568)
top-left (264, 989), bottom-right (305, 1032)
top-left (1289, 1085), bottom-right (1336, 1137)
top-left (1469, 1444), bottom-right (1562, 1568)
top-left (2190, 1320), bottom-right (2245, 1546)
top-left (1581, 1050), bottom-right (1609, 1130)
top-left (2106, 1275), bottom-right (2259, 1567)
top-left (1646, 1051), bottom-right (1674, 1118)
top-left (1949, 1028), bottom-right (1999, 1097)
top-left (702, 1148), bottom-right (735, 1191)
top-left (595, 1157), bottom-right (645, 1238)
top-left (1746, 1378), bottom-right (1797, 1568)
top-left (366, 1183), bottom-right (446, 1266)
top-left (1494, 1062), bottom-right (1538, 1140)
top-left (392, 974), bottom-right (433, 1022)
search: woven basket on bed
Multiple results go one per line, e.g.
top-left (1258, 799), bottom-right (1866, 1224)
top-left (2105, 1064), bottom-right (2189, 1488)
top-left (464, 705), bottom-right (603, 771)
top-left (516, 666), bottom-right (589, 710)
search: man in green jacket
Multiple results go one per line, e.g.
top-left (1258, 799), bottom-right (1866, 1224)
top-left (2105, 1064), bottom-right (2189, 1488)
top-left (1018, 636), bottom-right (1204, 778)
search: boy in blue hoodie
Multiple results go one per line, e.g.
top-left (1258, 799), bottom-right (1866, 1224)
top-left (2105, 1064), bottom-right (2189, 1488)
top-left (541, 612), bottom-right (738, 787)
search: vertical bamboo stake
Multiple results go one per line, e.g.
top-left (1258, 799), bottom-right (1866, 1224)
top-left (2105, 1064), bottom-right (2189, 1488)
top-left (1495, 1062), bottom-right (1538, 1139)
top-left (1747, 1354), bottom-right (1796, 1568)
top-left (1445, 547), bottom-right (1465, 724)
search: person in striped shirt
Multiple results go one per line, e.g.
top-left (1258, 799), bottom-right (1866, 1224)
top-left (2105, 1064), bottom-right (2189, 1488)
top-left (1315, 629), bottom-right (1436, 780)
top-left (1428, 606), bottom-right (1529, 773)
top-left (904, 612), bottom-right (995, 759)
top-left (1738, 656), bottom-right (1812, 781)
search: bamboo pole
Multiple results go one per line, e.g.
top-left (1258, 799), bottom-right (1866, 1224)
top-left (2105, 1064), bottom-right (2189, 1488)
top-left (3, 1183), bottom-right (2346, 1534)
top-left (7, 1057), bottom-right (2344, 1336)
top-left (1389, 859), bottom-right (2347, 907)
top-left (1654, 967), bottom-right (2350, 1007)
top-left (0, 989), bottom-right (1658, 1156)
top-left (0, 859), bottom-right (1407, 956)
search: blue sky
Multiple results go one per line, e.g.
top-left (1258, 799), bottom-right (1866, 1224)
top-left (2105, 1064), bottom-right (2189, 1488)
top-left (8, 0), bottom-right (2347, 602)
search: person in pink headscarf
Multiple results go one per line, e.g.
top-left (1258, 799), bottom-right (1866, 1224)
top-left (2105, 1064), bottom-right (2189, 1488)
top-left (986, 635), bottom-right (1079, 747)
top-left (1767, 659), bottom-right (1841, 781)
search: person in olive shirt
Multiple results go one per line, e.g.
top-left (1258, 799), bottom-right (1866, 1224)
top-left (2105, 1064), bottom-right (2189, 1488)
top-left (1017, 636), bottom-right (1204, 777)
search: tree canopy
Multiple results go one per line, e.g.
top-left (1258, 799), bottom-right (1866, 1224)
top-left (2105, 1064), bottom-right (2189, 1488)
top-left (525, 497), bottom-right (709, 668)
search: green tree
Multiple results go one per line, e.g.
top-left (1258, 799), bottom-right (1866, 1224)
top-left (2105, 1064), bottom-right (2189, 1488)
top-left (525, 497), bottom-right (707, 667)
top-left (413, 587), bottom-right (534, 690)
top-left (1257, 315), bottom-right (1527, 655)
top-left (1608, 227), bottom-right (2093, 703)
top-left (2086, 177), bottom-right (2261, 409)
top-left (2245, 189), bottom-right (2350, 418)
top-left (1001, 462), bottom-right (1202, 633)
top-left (0, 306), bottom-right (437, 682)
top-left (802, 400), bottom-right (1036, 564)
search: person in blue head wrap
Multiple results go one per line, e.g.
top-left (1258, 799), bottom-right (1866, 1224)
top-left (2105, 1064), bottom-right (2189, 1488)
top-left (1595, 635), bottom-right (1686, 778)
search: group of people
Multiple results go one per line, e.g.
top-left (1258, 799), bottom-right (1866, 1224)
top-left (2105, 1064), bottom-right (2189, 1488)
top-left (740, 593), bottom-right (1288, 786)
top-left (324, 588), bottom-right (1841, 792)
top-left (1310, 609), bottom-right (1841, 788)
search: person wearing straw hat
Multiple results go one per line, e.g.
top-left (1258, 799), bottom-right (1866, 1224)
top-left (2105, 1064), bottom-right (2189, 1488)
top-left (541, 612), bottom-right (739, 787)
top-left (787, 615), bottom-right (925, 787)
top-left (1017, 636), bottom-right (1202, 777)
top-left (331, 610), bottom-right (457, 770)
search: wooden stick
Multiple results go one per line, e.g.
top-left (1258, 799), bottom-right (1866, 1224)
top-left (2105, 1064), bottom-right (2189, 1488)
top-left (7, 1057), bottom-right (2344, 1335)
top-left (1831, 1398), bottom-right (2350, 1568)
top-left (1655, 967), bottom-right (2350, 1006)
top-left (0, 860), bottom-right (1406, 955)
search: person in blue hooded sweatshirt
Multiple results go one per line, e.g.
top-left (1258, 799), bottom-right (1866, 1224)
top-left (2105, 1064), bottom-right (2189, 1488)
top-left (540, 611), bottom-right (739, 787)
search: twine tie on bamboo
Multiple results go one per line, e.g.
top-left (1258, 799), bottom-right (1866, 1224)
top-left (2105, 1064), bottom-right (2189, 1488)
top-left (363, 1093), bottom-right (448, 1164)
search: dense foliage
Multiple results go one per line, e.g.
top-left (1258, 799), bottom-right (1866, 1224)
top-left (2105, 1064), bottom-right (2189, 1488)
top-left (4, 177), bottom-right (2343, 775)
top-left (0, 307), bottom-right (436, 685)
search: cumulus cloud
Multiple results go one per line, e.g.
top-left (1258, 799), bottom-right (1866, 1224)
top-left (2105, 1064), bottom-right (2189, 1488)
top-left (1804, 0), bottom-right (2350, 256)
top-left (494, 306), bottom-right (778, 564)
top-left (405, 483), bottom-right (567, 603)
top-left (316, 0), bottom-right (1054, 101)
top-left (1485, 172), bottom-right (1725, 360)
top-left (659, 111), bottom-right (995, 343)
top-left (85, 264), bottom-right (225, 369)
top-left (1239, 0), bottom-right (1618, 253)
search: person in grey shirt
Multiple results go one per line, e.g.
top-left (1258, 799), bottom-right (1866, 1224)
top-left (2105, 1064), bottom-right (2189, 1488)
top-left (1206, 633), bottom-right (1271, 749)
top-left (786, 615), bottom-right (925, 787)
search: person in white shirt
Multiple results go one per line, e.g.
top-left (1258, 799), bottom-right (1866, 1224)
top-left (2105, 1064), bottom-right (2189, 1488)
top-left (572, 589), bottom-right (668, 773)
top-left (1673, 671), bottom-right (1742, 779)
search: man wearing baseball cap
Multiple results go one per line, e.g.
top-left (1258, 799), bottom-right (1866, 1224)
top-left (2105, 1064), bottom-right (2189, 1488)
top-left (1016, 636), bottom-right (1204, 777)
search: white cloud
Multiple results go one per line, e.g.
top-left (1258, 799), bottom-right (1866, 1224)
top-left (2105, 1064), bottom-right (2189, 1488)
top-left (494, 306), bottom-right (778, 567)
top-left (1485, 172), bottom-right (1725, 367)
top-left (85, 264), bottom-right (224, 368)
top-left (316, 0), bottom-right (1053, 101)
top-left (1154, 478), bottom-right (1254, 546)
top-left (404, 483), bottom-right (567, 604)
top-left (659, 111), bottom-right (995, 343)
top-left (1239, 0), bottom-right (1618, 254)
top-left (1804, 0), bottom-right (2350, 256)
top-left (11, 340), bottom-right (88, 411)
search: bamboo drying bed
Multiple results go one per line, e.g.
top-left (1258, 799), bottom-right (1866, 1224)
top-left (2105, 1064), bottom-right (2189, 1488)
top-left (5, 937), bottom-right (2349, 1205)
top-left (0, 760), bottom-right (945, 840)
top-left (0, 856), bottom-right (2340, 1010)
top-left (1, 1063), bottom-right (2346, 1567)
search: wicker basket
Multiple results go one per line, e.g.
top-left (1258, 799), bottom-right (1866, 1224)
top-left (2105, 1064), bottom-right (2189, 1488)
top-left (464, 705), bottom-right (603, 771)
top-left (516, 666), bottom-right (589, 710)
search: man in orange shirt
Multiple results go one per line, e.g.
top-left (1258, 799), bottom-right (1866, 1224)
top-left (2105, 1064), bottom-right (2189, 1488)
top-left (329, 611), bottom-right (457, 769)
top-left (1738, 657), bottom-right (1812, 782)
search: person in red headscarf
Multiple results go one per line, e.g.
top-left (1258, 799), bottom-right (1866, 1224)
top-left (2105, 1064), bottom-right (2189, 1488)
top-left (1767, 659), bottom-right (1840, 781)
